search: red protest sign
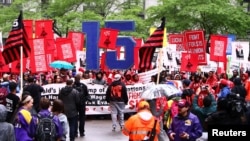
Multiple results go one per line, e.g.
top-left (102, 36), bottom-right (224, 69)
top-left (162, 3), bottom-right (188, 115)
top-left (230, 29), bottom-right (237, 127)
top-left (210, 35), bottom-right (228, 63)
top-left (184, 30), bottom-right (207, 65)
top-left (67, 31), bottom-right (84, 51)
top-left (180, 52), bottom-right (198, 72)
top-left (30, 38), bottom-right (48, 73)
top-left (98, 28), bottom-right (119, 50)
top-left (55, 38), bottom-right (76, 62)
top-left (35, 20), bottom-right (53, 39)
top-left (168, 34), bottom-right (184, 51)
top-left (23, 20), bottom-right (33, 39)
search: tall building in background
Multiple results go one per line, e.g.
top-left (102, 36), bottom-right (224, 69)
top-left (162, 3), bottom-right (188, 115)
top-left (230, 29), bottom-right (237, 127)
top-left (0, 0), bottom-right (12, 5)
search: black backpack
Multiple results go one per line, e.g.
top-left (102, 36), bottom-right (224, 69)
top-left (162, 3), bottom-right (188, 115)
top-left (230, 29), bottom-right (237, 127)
top-left (35, 113), bottom-right (56, 141)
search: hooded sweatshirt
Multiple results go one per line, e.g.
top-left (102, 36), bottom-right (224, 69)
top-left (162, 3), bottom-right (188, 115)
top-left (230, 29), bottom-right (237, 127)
top-left (0, 104), bottom-right (15, 141)
top-left (122, 109), bottom-right (160, 141)
top-left (59, 86), bottom-right (80, 118)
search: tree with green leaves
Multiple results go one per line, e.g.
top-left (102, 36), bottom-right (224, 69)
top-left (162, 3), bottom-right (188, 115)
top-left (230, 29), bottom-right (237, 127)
top-left (0, 0), bottom-right (152, 39)
top-left (147, 0), bottom-right (250, 40)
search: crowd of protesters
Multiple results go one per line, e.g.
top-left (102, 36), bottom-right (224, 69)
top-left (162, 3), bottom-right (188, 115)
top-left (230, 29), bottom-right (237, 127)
top-left (0, 67), bottom-right (250, 141)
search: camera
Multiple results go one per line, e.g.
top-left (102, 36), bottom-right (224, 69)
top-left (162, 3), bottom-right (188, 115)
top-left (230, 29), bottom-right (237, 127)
top-left (201, 85), bottom-right (208, 90)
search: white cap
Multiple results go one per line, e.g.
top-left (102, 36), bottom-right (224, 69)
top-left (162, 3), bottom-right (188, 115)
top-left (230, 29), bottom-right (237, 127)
top-left (114, 74), bottom-right (121, 81)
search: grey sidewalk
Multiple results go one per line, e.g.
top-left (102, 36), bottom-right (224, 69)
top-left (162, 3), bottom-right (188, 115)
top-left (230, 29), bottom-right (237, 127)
top-left (74, 119), bottom-right (129, 141)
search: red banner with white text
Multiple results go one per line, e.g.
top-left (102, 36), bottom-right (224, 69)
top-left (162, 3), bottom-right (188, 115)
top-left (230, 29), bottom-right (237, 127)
top-left (168, 34), bottom-right (185, 51)
top-left (184, 30), bottom-right (207, 65)
top-left (67, 31), bottom-right (84, 51)
top-left (55, 38), bottom-right (76, 62)
top-left (30, 38), bottom-right (48, 73)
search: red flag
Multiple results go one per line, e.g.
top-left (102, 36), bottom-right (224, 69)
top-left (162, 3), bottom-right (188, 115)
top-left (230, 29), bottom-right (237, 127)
top-left (30, 38), bottom-right (48, 73)
top-left (210, 35), bottom-right (228, 62)
top-left (139, 17), bottom-right (165, 71)
top-left (67, 31), bottom-right (84, 51)
top-left (35, 20), bottom-right (53, 39)
top-left (23, 20), bottom-right (33, 39)
top-left (55, 38), bottom-right (76, 62)
top-left (180, 52), bottom-right (198, 72)
top-left (98, 28), bottom-right (119, 50)
top-left (2, 11), bottom-right (31, 64)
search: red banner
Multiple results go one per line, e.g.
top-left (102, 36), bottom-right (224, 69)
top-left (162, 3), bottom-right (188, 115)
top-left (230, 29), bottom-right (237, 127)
top-left (168, 34), bottom-right (184, 51)
top-left (210, 35), bottom-right (228, 62)
top-left (133, 38), bottom-right (144, 48)
top-left (23, 20), bottom-right (33, 39)
top-left (30, 38), bottom-right (48, 73)
top-left (55, 38), bottom-right (76, 62)
top-left (184, 30), bottom-right (207, 65)
top-left (46, 53), bottom-right (54, 72)
top-left (100, 52), bottom-right (109, 71)
top-left (10, 58), bottom-right (30, 73)
top-left (134, 47), bottom-right (140, 70)
top-left (98, 28), bottom-right (119, 50)
top-left (45, 39), bottom-right (55, 51)
top-left (180, 52), bottom-right (198, 72)
top-left (67, 31), bottom-right (84, 51)
top-left (35, 20), bottom-right (53, 39)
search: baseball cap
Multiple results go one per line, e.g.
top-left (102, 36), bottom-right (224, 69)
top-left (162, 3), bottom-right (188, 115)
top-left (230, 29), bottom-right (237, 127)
top-left (138, 100), bottom-right (150, 109)
top-left (219, 79), bottom-right (228, 86)
top-left (182, 79), bottom-right (191, 86)
top-left (177, 99), bottom-right (190, 108)
top-left (114, 74), bottom-right (121, 81)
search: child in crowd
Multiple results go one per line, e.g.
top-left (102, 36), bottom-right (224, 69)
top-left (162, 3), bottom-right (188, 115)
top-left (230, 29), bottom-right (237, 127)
top-left (52, 99), bottom-right (69, 141)
top-left (37, 97), bottom-right (63, 141)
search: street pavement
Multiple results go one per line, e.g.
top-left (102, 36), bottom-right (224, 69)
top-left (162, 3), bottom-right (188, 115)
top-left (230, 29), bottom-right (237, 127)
top-left (71, 116), bottom-right (207, 141)
top-left (74, 119), bottom-right (129, 141)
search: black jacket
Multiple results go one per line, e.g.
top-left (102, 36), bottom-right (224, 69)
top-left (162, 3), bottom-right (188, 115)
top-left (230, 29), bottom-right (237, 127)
top-left (59, 86), bottom-right (80, 118)
top-left (24, 83), bottom-right (44, 113)
top-left (105, 80), bottom-right (128, 104)
top-left (231, 77), bottom-right (247, 99)
top-left (73, 82), bottom-right (91, 105)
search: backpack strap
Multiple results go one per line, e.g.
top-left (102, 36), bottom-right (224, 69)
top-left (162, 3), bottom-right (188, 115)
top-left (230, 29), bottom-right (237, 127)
top-left (49, 113), bottom-right (54, 119)
top-left (149, 119), bottom-right (157, 140)
top-left (37, 113), bottom-right (42, 119)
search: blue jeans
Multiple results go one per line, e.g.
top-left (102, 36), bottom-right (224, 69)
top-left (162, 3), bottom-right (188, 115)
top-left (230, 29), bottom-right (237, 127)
top-left (68, 116), bottom-right (78, 141)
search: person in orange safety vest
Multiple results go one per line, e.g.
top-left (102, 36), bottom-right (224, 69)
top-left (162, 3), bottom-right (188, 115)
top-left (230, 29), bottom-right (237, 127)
top-left (122, 100), bottom-right (160, 141)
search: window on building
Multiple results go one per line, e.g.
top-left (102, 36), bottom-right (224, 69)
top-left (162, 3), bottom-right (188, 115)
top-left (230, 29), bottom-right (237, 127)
top-left (0, 0), bottom-right (12, 4)
top-left (6, 0), bottom-right (12, 4)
